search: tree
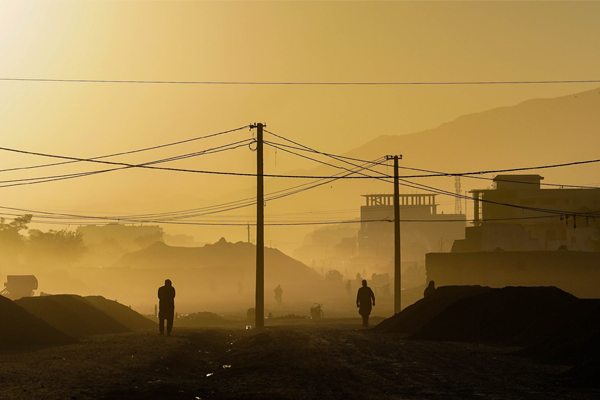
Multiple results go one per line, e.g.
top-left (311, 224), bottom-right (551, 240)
top-left (0, 214), bottom-right (32, 267)
top-left (27, 229), bottom-right (86, 266)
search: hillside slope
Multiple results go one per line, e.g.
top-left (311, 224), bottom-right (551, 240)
top-left (113, 238), bottom-right (320, 285)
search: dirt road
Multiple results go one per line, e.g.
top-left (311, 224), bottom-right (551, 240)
top-left (1, 320), bottom-right (598, 400)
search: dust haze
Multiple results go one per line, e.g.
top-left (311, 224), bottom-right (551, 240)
top-left (2, 1), bottom-right (600, 399)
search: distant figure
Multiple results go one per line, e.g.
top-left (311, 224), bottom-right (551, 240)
top-left (158, 279), bottom-right (176, 336)
top-left (356, 279), bottom-right (375, 327)
top-left (424, 280), bottom-right (436, 298)
top-left (346, 280), bottom-right (352, 299)
top-left (247, 307), bottom-right (255, 323)
top-left (356, 272), bottom-right (362, 285)
top-left (382, 283), bottom-right (391, 299)
top-left (274, 284), bottom-right (283, 306)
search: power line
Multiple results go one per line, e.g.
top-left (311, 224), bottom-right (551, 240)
top-left (0, 157), bottom-right (387, 223)
top-left (264, 131), bottom-right (600, 180)
top-left (151, 157), bottom-right (389, 221)
top-left (0, 211), bottom-right (564, 227)
top-left (0, 145), bottom-right (385, 179)
top-left (4, 135), bottom-right (600, 181)
top-left (0, 125), bottom-right (249, 174)
top-left (2, 77), bottom-right (600, 85)
top-left (0, 139), bottom-right (254, 188)
top-left (390, 163), bottom-right (600, 190)
top-left (265, 129), bottom-right (600, 218)
top-left (269, 138), bottom-right (600, 217)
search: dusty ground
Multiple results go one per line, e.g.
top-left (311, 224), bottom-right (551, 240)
top-left (1, 319), bottom-right (598, 400)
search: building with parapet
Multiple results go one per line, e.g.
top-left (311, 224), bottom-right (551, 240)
top-left (453, 174), bottom-right (600, 252)
top-left (358, 193), bottom-right (466, 265)
top-left (426, 174), bottom-right (600, 297)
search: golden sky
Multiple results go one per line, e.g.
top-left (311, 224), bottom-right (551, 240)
top-left (0, 1), bottom-right (599, 243)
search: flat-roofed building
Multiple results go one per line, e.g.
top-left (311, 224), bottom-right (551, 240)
top-left (358, 193), bottom-right (466, 264)
top-left (453, 174), bottom-right (600, 252)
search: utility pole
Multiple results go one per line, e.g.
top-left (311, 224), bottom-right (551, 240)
top-left (251, 123), bottom-right (265, 328)
top-left (247, 223), bottom-right (250, 243)
top-left (386, 155), bottom-right (402, 314)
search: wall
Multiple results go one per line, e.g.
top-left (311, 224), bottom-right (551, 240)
top-left (427, 251), bottom-right (600, 298)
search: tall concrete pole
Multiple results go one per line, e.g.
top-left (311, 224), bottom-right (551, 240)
top-left (253, 123), bottom-right (265, 328)
top-left (386, 155), bottom-right (402, 314)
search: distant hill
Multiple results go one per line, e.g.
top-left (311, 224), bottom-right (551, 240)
top-left (344, 87), bottom-right (600, 176)
top-left (113, 238), bottom-right (321, 286)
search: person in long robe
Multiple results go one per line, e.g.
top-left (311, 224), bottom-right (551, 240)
top-left (356, 279), bottom-right (375, 327)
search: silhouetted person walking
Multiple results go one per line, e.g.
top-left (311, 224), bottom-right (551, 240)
top-left (356, 279), bottom-right (375, 327)
top-left (274, 284), bottom-right (283, 306)
top-left (424, 280), bottom-right (436, 298)
top-left (158, 279), bottom-right (176, 336)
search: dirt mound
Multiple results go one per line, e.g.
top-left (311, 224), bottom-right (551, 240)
top-left (519, 300), bottom-right (600, 365)
top-left (15, 295), bottom-right (131, 338)
top-left (114, 239), bottom-right (321, 286)
top-left (374, 286), bottom-right (492, 334)
top-left (176, 311), bottom-right (228, 327)
top-left (513, 299), bottom-right (600, 347)
top-left (84, 296), bottom-right (157, 330)
top-left (0, 295), bottom-right (77, 350)
top-left (411, 286), bottom-right (577, 344)
top-left (562, 359), bottom-right (600, 388)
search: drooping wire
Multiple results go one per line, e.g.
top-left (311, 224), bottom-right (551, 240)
top-left (0, 139), bottom-right (254, 188)
top-left (0, 125), bottom-right (249, 174)
top-left (2, 77), bottom-right (600, 86)
top-left (264, 129), bottom-right (600, 218)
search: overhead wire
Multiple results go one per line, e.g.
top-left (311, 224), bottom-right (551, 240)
top-left (0, 145), bottom-right (387, 179)
top-left (265, 130), bottom-right (600, 218)
top-left (0, 139), bottom-right (254, 188)
top-left (0, 157), bottom-right (388, 223)
top-left (0, 125), bottom-right (249, 174)
top-left (263, 138), bottom-right (600, 188)
top-left (2, 77), bottom-right (600, 85)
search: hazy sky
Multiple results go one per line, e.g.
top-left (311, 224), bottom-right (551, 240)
top-left (1, 1), bottom-right (599, 239)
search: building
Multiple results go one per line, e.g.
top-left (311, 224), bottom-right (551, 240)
top-left (358, 193), bottom-right (466, 263)
top-left (427, 174), bottom-right (600, 296)
top-left (452, 174), bottom-right (600, 252)
top-left (427, 251), bottom-right (600, 298)
top-left (293, 193), bottom-right (465, 285)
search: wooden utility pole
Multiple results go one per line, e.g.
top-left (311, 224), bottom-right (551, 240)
top-left (386, 155), bottom-right (402, 314)
top-left (251, 123), bottom-right (265, 328)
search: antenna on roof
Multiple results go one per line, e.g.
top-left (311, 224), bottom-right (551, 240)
top-left (455, 176), bottom-right (462, 214)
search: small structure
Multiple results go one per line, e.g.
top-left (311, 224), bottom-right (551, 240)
top-left (1, 275), bottom-right (38, 300)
